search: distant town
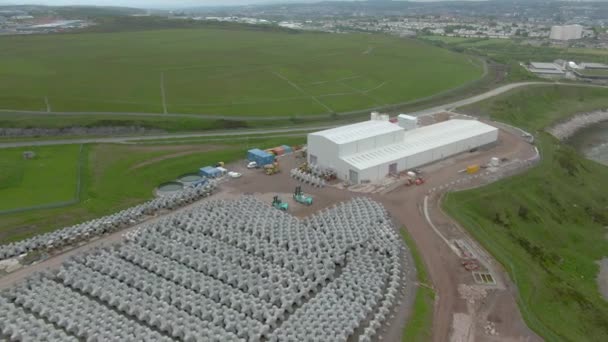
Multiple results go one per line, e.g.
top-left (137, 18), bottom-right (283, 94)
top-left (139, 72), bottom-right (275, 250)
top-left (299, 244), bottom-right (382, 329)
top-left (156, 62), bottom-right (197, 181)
top-left (0, 8), bottom-right (92, 34)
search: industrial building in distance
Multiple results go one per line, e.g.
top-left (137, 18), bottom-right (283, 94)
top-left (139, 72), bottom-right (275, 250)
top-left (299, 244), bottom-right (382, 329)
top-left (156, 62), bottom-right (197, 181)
top-left (550, 24), bottom-right (583, 41)
top-left (307, 114), bottom-right (498, 184)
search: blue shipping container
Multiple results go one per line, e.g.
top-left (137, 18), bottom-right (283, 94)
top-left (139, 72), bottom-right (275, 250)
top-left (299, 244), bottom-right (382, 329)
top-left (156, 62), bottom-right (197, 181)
top-left (281, 145), bottom-right (293, 154)
top-left (247, 149), bottom-right (275, 166)
top-left (199, 166), bottom-right (221, 178)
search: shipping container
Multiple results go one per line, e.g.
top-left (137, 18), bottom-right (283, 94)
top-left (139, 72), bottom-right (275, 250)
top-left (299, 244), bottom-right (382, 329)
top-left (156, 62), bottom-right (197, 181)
top-left (199, 166), bottom-right (222, 178)
top-left (272, 147), bottom-right (285, 156)
top-left (247, 148), bottom-right (275, 166)
top-left (281, 145), bottom-right (293, 154)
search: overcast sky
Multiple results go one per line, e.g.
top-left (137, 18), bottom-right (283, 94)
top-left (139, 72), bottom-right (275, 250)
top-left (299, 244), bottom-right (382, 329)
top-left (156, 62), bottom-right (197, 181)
top-left (4, 0), bottom-right (364, 7)
top-left (0, 0), bottom-right (471, 9)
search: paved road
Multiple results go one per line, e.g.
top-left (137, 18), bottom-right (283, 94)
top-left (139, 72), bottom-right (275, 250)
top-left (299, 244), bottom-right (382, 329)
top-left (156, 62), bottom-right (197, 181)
top-left (2, 81), bottom-right (607, 149)
top-left (0, 126), bottom-right (335, 148)
top-left (409, 81), bottom-right (608, 116)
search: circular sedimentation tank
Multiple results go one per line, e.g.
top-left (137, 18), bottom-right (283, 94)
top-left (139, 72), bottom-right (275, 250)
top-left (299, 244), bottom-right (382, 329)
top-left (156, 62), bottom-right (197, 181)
top-left (157, 181), bottom-right (184, 194)
top-left (178, 173), bottom-right (203, 184)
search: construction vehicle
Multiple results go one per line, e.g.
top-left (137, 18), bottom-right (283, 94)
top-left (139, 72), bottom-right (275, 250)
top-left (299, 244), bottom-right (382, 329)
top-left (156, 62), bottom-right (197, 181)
top-left (405, 176), bottom-right (425, 186)
top-left (466, 164), bottom-right (480, 174)
top-left (293, 186), bottom-right (313, 206)
top-left (272, 196), bottom-right (289, 211)
top-left (264, 162), bottom-right (280, 175)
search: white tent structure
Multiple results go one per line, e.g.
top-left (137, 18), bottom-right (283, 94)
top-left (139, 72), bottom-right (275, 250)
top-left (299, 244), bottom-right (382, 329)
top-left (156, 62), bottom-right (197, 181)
top-left (307, 118), bottom-right (498, 184)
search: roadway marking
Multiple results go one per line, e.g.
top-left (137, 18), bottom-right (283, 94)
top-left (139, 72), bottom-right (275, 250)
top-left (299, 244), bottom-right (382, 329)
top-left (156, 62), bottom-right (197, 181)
top-left (160, 72), bottom-right (168, 114)
top-left (423, 195), bottom-right (461, 257)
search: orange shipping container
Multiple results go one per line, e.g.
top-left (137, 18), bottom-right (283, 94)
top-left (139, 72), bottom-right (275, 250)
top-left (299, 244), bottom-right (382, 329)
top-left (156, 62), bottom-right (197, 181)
top-left (271, 146), bottom-right (285, 156)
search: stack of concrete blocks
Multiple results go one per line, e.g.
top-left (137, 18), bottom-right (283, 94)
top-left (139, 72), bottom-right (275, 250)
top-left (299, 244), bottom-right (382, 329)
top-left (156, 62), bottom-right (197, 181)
top-left (0, 182), bottom-right (216, 260)
top-left (0, 196), bottom-right (406, 342)
top-left (290, 169), bottom-right (326, 188)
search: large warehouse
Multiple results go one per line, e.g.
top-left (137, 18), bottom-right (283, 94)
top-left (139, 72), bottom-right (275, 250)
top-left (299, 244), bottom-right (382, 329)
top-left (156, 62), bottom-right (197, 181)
top-left (307, 115), bottom-right (498, 184)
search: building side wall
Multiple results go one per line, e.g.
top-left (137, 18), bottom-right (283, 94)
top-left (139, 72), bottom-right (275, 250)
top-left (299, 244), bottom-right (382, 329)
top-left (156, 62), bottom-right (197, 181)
top-left (354, 128), bottom-right (498, 183)
top-left (307, 134), bottom-right (338, 170)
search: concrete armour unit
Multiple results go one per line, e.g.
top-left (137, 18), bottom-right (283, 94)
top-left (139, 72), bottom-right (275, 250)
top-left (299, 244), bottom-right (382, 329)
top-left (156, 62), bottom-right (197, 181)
top-left (0, 197), bottom-right (405, 342)
top-left (307, 117), bottom-right (498, 184)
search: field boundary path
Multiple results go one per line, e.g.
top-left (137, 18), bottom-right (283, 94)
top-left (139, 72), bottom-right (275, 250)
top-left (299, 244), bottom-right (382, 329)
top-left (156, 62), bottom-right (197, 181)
top-left (0, 126), bottom-right (335, 148)
top-left (272, 71), bottom-right (334, 113)
top-left (0, 144), bottom-right (86, 215)
top-left (2, 82), bottom-right (608, 150)
top-left (44, 96), bottom-right (51, 113)
top-left (160, 72), bottom-right (168, 114)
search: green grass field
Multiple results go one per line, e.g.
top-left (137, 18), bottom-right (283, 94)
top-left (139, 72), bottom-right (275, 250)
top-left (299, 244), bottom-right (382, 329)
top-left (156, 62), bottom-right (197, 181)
top-left (418, 35), bottom-right (608, 82)
top-left (447, 85), bottom-right (608, 341)
top-left (0, 28), bottom-right (482, 117)
top-left (0, 136), bottom-right (305, 244)
top-left (0, 145), bottom-right (82, 211)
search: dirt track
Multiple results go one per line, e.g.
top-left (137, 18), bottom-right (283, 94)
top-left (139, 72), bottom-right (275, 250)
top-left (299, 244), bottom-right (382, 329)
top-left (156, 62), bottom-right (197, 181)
top-left (373, 127), bottom-right (541, 342)
top-left (0, 122), bottom-right (543, 341)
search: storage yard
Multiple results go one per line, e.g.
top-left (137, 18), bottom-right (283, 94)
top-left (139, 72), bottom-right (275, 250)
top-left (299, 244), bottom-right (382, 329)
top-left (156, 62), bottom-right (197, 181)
top-left (0, 197), bottom-right (404, 341)
top-left (0, 111), bottom-right (540, 342)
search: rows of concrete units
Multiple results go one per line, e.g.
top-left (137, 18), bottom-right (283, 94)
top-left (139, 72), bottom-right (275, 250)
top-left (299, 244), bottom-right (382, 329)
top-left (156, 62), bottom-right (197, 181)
top-left (0, 111), bottom-right (524, 342)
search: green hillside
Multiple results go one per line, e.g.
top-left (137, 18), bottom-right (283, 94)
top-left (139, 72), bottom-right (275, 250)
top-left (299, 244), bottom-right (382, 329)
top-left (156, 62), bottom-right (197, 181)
top-left (446, 85), bottom-right (608, 341)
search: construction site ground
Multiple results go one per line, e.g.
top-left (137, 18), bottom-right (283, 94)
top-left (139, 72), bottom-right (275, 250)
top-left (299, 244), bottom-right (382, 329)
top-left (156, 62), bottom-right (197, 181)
top-left (0, 121), bottom-right (542, 342)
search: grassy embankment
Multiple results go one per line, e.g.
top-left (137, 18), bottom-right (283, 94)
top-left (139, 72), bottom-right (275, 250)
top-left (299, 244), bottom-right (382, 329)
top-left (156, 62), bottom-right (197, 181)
top-left (400, 229), bottom-right (435, 342)
top-left (0, 136), bottom-right (305, 244)
top-left (444, 85), bottom-right (608, 341)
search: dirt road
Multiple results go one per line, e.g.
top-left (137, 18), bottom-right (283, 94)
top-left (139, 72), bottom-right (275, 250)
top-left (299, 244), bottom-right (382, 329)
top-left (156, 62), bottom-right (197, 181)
top-left (374, 128), bottom-right (541, 342)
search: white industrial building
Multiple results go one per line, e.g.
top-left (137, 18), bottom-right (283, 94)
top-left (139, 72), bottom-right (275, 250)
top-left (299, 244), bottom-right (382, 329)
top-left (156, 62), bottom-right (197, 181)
top-left (528, 62), bottom-right (565, 76)
top-left (307, 115), bottom-right (498, 184)
top-left (550, 24), bottom-right (583, 41)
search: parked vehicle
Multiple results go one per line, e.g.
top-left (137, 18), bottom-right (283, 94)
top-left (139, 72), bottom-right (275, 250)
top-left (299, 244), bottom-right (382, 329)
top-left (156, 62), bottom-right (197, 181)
top-left (247, 161), bottom-right (258, 169)
top-left (228, 171), bottom-right (242, 178)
